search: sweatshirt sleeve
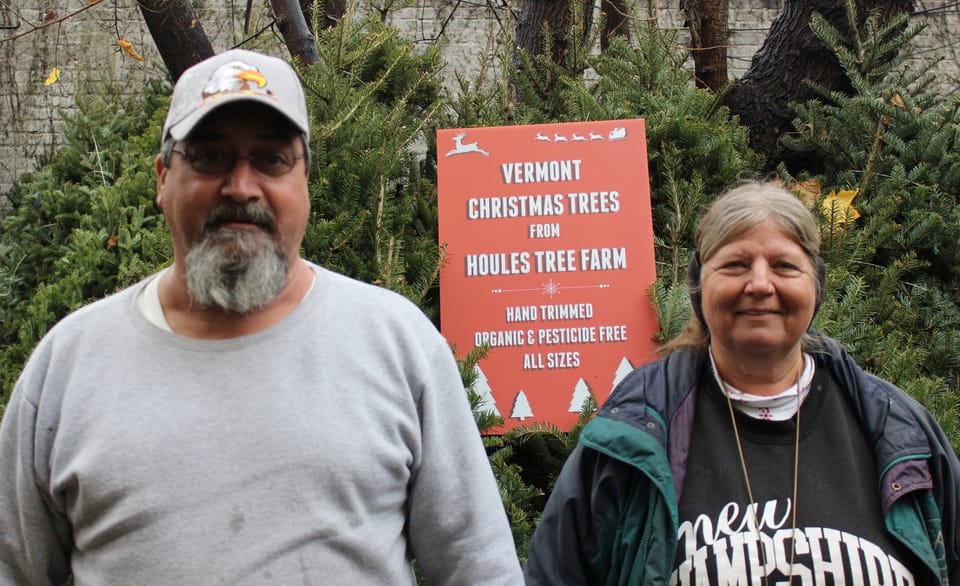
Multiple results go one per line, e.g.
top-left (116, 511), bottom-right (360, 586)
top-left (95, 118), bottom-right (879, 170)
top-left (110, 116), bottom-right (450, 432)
top-left (0, 381), bottom-right (73, 585)
top-left (403, 340), bottom-right (524, 585)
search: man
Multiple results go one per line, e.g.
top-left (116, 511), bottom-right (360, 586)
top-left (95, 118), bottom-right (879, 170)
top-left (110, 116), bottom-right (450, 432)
top-left (0, 49), bottom-right (523, 585)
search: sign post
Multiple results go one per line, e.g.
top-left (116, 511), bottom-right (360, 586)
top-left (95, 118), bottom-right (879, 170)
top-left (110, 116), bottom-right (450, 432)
top-left (437, 119), bottom-right (659, 432)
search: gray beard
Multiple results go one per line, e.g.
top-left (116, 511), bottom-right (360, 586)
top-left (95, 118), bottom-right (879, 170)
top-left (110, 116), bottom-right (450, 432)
top-left (184, 228), bottom-right (288, 314)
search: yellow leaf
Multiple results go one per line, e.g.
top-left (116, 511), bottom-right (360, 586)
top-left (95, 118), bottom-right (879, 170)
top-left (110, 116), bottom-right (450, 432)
top-left (44, 68), bottom-right (61, 86)
top-left (822, 189), bottom-right (861, 227)
top-left (117, 39), bottom-right (146, 62)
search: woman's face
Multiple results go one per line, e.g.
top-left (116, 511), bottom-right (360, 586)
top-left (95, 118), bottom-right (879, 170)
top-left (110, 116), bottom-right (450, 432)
top-left (700, 220), bottom-right (818, 362)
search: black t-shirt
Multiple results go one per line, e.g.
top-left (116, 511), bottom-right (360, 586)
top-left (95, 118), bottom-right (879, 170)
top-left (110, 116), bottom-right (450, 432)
top-left (673, 365), bottom-right (922, 585)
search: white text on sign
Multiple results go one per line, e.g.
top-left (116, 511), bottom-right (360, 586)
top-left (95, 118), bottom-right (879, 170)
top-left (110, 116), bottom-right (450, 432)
top-left (464, 248), bottom-right (626, 276)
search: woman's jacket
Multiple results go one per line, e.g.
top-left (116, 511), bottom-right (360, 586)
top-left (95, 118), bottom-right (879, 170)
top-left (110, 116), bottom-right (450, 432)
top-left (524, 334), bottom-right (960, 585)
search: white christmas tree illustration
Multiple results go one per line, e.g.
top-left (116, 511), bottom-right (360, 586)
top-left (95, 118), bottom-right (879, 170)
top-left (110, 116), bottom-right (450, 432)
top-left (611, 356), bottom-right (634, 391)
top-left (568, 378), bottom-right (593, 412)
top-left (510, 390), bottom-right (533, 421)
top-left (472, 365), bottom-right (500, 416)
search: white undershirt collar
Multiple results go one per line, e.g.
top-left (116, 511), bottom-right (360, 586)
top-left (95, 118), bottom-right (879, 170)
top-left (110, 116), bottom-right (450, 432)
top-left (136, 266), bottom-right (316, 334)
top-left (709, 350), bottom-right (815, 421)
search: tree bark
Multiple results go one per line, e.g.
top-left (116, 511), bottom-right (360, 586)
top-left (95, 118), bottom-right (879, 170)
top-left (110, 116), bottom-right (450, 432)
top-left (682, 0), bottom-right (728, 91)
top-left (137, 0), bottom-right (215, 82)
top-left (600, 0), bottom-right (630, 51)
top-left (270, 0), bottom-right (320, 65)
top-left (514, 0), bottom-right (593, 67)
top-left (722, 0), bottom-right (913, 169)
top-left (316, 0), bottom-right (347, 29)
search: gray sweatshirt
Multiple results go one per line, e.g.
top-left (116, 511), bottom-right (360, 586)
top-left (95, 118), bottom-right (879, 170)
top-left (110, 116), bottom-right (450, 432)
top-left (0, 263), bottom-right (523, 585)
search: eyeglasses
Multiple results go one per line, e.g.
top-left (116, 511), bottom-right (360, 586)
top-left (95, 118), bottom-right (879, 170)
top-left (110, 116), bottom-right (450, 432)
top-left (171, 145), bottom-right (305, 177)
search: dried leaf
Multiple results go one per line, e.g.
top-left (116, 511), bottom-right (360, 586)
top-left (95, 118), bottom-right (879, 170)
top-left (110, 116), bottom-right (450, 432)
top-left (44, 68), bottom-right (61, 86)
top-left (107, 235), bottom-right (119, 250)
top-left (117, 39), bottom-right (146, 62)
top-left (790, 178), bottom-right (822, 207)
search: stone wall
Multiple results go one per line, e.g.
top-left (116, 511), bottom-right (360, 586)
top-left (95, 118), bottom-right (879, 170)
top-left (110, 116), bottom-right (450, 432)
top-left (2, 0), bottom-right (958, 199)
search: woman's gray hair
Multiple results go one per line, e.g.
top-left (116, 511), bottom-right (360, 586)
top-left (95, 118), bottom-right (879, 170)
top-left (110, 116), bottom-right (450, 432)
top-left (695, 181), bottom-right (821, 271)
top-left (663, 181), bottom-right (825, 355)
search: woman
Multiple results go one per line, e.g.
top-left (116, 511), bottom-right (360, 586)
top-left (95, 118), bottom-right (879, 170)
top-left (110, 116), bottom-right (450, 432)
top-left (524, 181), bottom-right (960, 585)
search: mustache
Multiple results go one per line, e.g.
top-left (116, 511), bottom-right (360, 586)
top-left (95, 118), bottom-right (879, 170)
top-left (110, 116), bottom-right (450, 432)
top-left (202, 203), bottom-right (277, 235)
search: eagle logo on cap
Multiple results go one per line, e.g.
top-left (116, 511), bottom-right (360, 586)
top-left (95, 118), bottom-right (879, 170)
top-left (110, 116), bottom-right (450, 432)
top-left (201, 60), bottom-right (270, 99)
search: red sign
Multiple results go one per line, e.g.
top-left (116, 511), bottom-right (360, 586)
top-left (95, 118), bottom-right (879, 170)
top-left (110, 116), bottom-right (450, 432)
top-left (437, 119), bottom-right (659, 432)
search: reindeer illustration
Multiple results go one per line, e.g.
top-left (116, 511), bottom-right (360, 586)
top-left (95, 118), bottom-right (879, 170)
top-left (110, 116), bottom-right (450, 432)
top-left (446, 132), bottom-right (490, 157)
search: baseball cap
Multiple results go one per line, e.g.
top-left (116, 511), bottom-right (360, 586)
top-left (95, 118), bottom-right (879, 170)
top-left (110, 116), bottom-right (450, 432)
top-left (162, 48), bottom-right (310, 143)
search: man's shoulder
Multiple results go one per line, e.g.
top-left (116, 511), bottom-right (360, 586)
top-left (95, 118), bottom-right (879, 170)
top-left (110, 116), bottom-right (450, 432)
top-left (14, 279), bottom-right (147, 391)
top-left (45, 279), bottom-right (144, 336)
top-left (309, 263), bottom-right (423, 312)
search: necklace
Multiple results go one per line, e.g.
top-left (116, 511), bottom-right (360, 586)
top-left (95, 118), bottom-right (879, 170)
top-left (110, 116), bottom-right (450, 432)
top-left (721, 374), bottom-right (802, 585)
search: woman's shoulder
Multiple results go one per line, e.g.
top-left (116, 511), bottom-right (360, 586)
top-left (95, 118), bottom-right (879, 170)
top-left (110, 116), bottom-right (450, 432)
top-left (815, 336), bottom-right (950, 449)
top-left (597, 350), bottom-right (703, 423)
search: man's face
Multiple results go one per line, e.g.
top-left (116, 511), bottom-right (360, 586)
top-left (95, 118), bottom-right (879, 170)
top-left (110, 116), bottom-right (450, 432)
top-left (155, 103), bottom-right (310, 312)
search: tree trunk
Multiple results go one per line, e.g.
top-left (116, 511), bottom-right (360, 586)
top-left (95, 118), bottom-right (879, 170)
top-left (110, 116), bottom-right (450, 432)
top-left (682, 0), bottom-right (728, 91)
top-left (722, 0), bottom-right (913, 169)
top-left (315, 0), bottom-right (347, 29)
top-left (137, 0), bottom-right (215, 82)
top-left (139, 0), bottom-right (322, 81)
top-left (600, 0), bottom-right (630, 51)
top-left (514, 0), bottom-right (593, 67)
top-left (263, 0), bottom-right (344, 34)
top-left (270, 0), bottom-right (320, 65)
